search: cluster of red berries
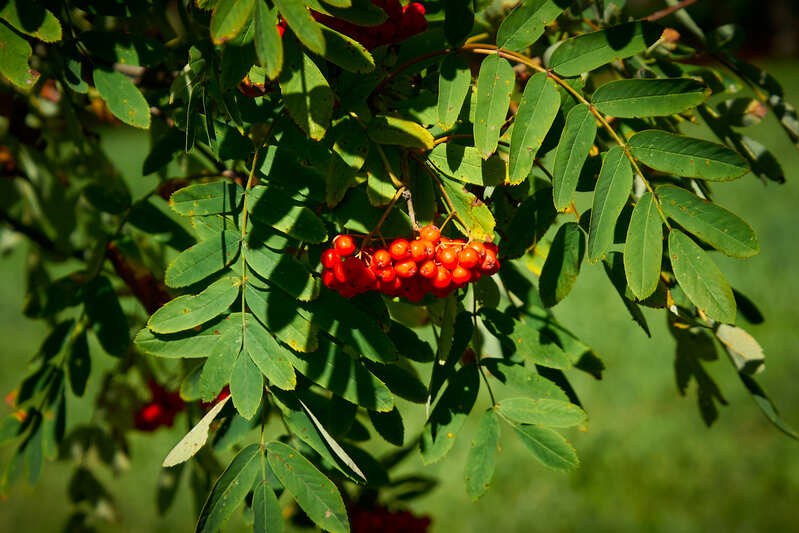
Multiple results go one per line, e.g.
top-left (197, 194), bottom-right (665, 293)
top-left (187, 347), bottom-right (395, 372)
top-left (349, 504), bottom-right (431, 533)
top-left (134, 380), bottom-right (185, 431)
top-left (321, 225), bottom-right (500, 302)
top-left (313, 0), bottom-right (427, 50)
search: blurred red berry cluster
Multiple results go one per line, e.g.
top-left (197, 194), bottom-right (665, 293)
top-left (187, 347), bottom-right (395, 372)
top-left (133, 380), bottom-right (185, 431)
top-left (321, 225), bottom-right (500, 302)
top-left (349, 505), bottom-right (431, 533)
top-left (313, 0), bottom-right (427, 50)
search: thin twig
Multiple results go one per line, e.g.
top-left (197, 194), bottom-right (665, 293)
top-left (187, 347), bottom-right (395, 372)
top-left (361, 186), bottom-right (407, 251)
top-left (644, 0), bottom-right (699, 21)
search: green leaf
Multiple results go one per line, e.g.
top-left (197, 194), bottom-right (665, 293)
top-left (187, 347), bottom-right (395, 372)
top-left (279, 39), bottom-right (333, 140)
top-left (588, 146), bottom-right (632, 262)
top-left (716, 324), bottom-right (764, 375)
top-left (481, 359), bottom-right (569, 401)
top-left (495, 398), bottom-right (585, 427)
top-left (628, 130), bottom-right (749, 181)
top-left (420, 364), bottom-right (480, 465)
top-left (368, 407), bottom-right (404, 446)
top-left (248, 186), bottom-right (327, 243)
top-left (135, 315), bottom-right (236, 358)
top-left (229, 351), bottom-right (263, 420)
top-left (93, 67), bottom-right (151, 129)
top-left (307, 291), bottom-right (398, 363)
top-left (499, 188), bottom-right (557, 259)
top-left (148, 277), bottom-right (241, 334)
top-left (552, 103), bottom-right (597, 210)
top-left (170, 181), bottom-right (244, 216)
top-left (284, 338), bottom-right (393, 411)
top-left (274, 0), bottom-right (325, 54)
top-left (0, 22), bottom-right (40, 90)
top-left (508, 72), bottom-right (560, 184)
top-left (163, 396), bottom-right (231, 467)
top-left (474, 54), bottom-right (515, 158)
top-left (513, 423), bottom-right (578, 471)
top-left (549, 21), bottom-right (661, 76)
top-left (507, 313), bottom-right (573, 369)
top-left (165, 230), bottom-right (241, 288)
top-left (0, 2), bottom-right (61, 42)
top-left (254, 0), bottom-right (283, 79)
top-left (539, 222), bottom-right (585, 307)
top-left (496, 0), bottom-right (567, 51)
top-left (266, 441), bottom-right (349, 533)
top-left (623, 192), bottom-right (663, 300)
top-left (368, 115), bottom-right (434, 151)
top-left (253, 472), bottom-right (283, 533)
top-left (67, 331), bottom-right (90, 397)
top-left (84, 276), bottom-right (130, 356)
top-left (668, 229), bottom-right (736, 324)
top-left (79, 31), bottom-right (166, 67)
top-left (244, 241), bottom-right (317, 301)
top-left (320, 24), bottom-right (374, 74)
top-left (738, 373), bottom-right (799, 441)
top-left (199, 326), bottom-right (243, 400)
top-left (464, 409), bottom-right (500, 501)
top-left (196, 444), bottom-right (261, 533)
top-left (305, 0), bottom-right (386, 26)
top-left (363, 360), bottom-right (428, 404)
top-left (592, 78), bottom-right (707, 118)
top-left (244, 318), bottom-right (297, 390)
top-left (428, 143), bottom-right (507, 186)
top-left (437, 54), bottom-right (472, 129)
top-left (440, 177), bottom-right (496, 241)
top-left (210, 0), bottom-right (255, 44)
top-left (332, 116), bottom-right (370, 171)
top-left (657, 184), bottom-right (758, 258)
top-left (244, 284), bottom-right (318, 352)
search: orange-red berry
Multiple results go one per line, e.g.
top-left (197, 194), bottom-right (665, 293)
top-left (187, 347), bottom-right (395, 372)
top-left (322, 269), bottom-right (338, 289)
top-left (457, 247), bottom-right (479, 269)
top-left (395, 259), bottom-right (417, 278)
top-left (480, 249), bottom-right (499, 274)
top-left (410, 239), bottom-right (434, 262)
top-left (372, 249), bottom-right (392, 269)
top-left (333, 235), bottom-right (356, 256)
top-left (419, 259), bottom-right (437, 279)
top-left (389, 239), bottom-right (410, 260)
top-left (451, 265), bottom-right (472, 285)
top-left (419, 224), bottom-right (440, 243)
top-left (437, 247), bottom-right (458, 269)
top-left (432, 266), bottom-right (452, 289)
top-left (378, 267), bottom-right (396, 283)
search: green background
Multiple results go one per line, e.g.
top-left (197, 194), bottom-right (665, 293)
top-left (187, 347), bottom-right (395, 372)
top-left (1, 61), bottom-right (798, 532)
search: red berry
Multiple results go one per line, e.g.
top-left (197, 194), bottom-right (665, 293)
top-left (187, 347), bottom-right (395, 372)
top-left (333, 262), bottom-right (348, 283)
top-left (410, 239), bottom-right (434, 262)
top-left (389, 239), bottom-right (410, 260)
top-left (322, 269), bottom-right (338, 289)
top-left (395, 259), bottom-right (417, 278)
top-left (480, 249), bottom-right (499, 274)
top-left (437, 247), bottom-right (458, 269)
top-left (419, 224), bottom-right (440, 243)
top-left (378, 267), bottom-right (396, 283)
top-left (333, 235), bottom-right (356, 256)
top-left (372, 249), bottom-right (392, 269)
top-left (380, 275), bottom-right (403, 296)
top-left (321, 249), bottom-right (341, 268)
top-left (451, 265), bottom-right (471, 285)
top-left (342, 256), bottom-right (366, 275)
top-left (432, 266), bottom-right (452, 289)
top-left (485, 242), bottom-right (498, 254)
top-left (419, 259), bottom-right (437, 279)
top-left (458, 247), bottom-right (480, 269)
top-left (468, 241), bottom-right (487, 259)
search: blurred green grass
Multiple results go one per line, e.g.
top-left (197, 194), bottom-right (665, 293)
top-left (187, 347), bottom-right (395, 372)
top-left (1, 60), bottom-right (798, 532)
